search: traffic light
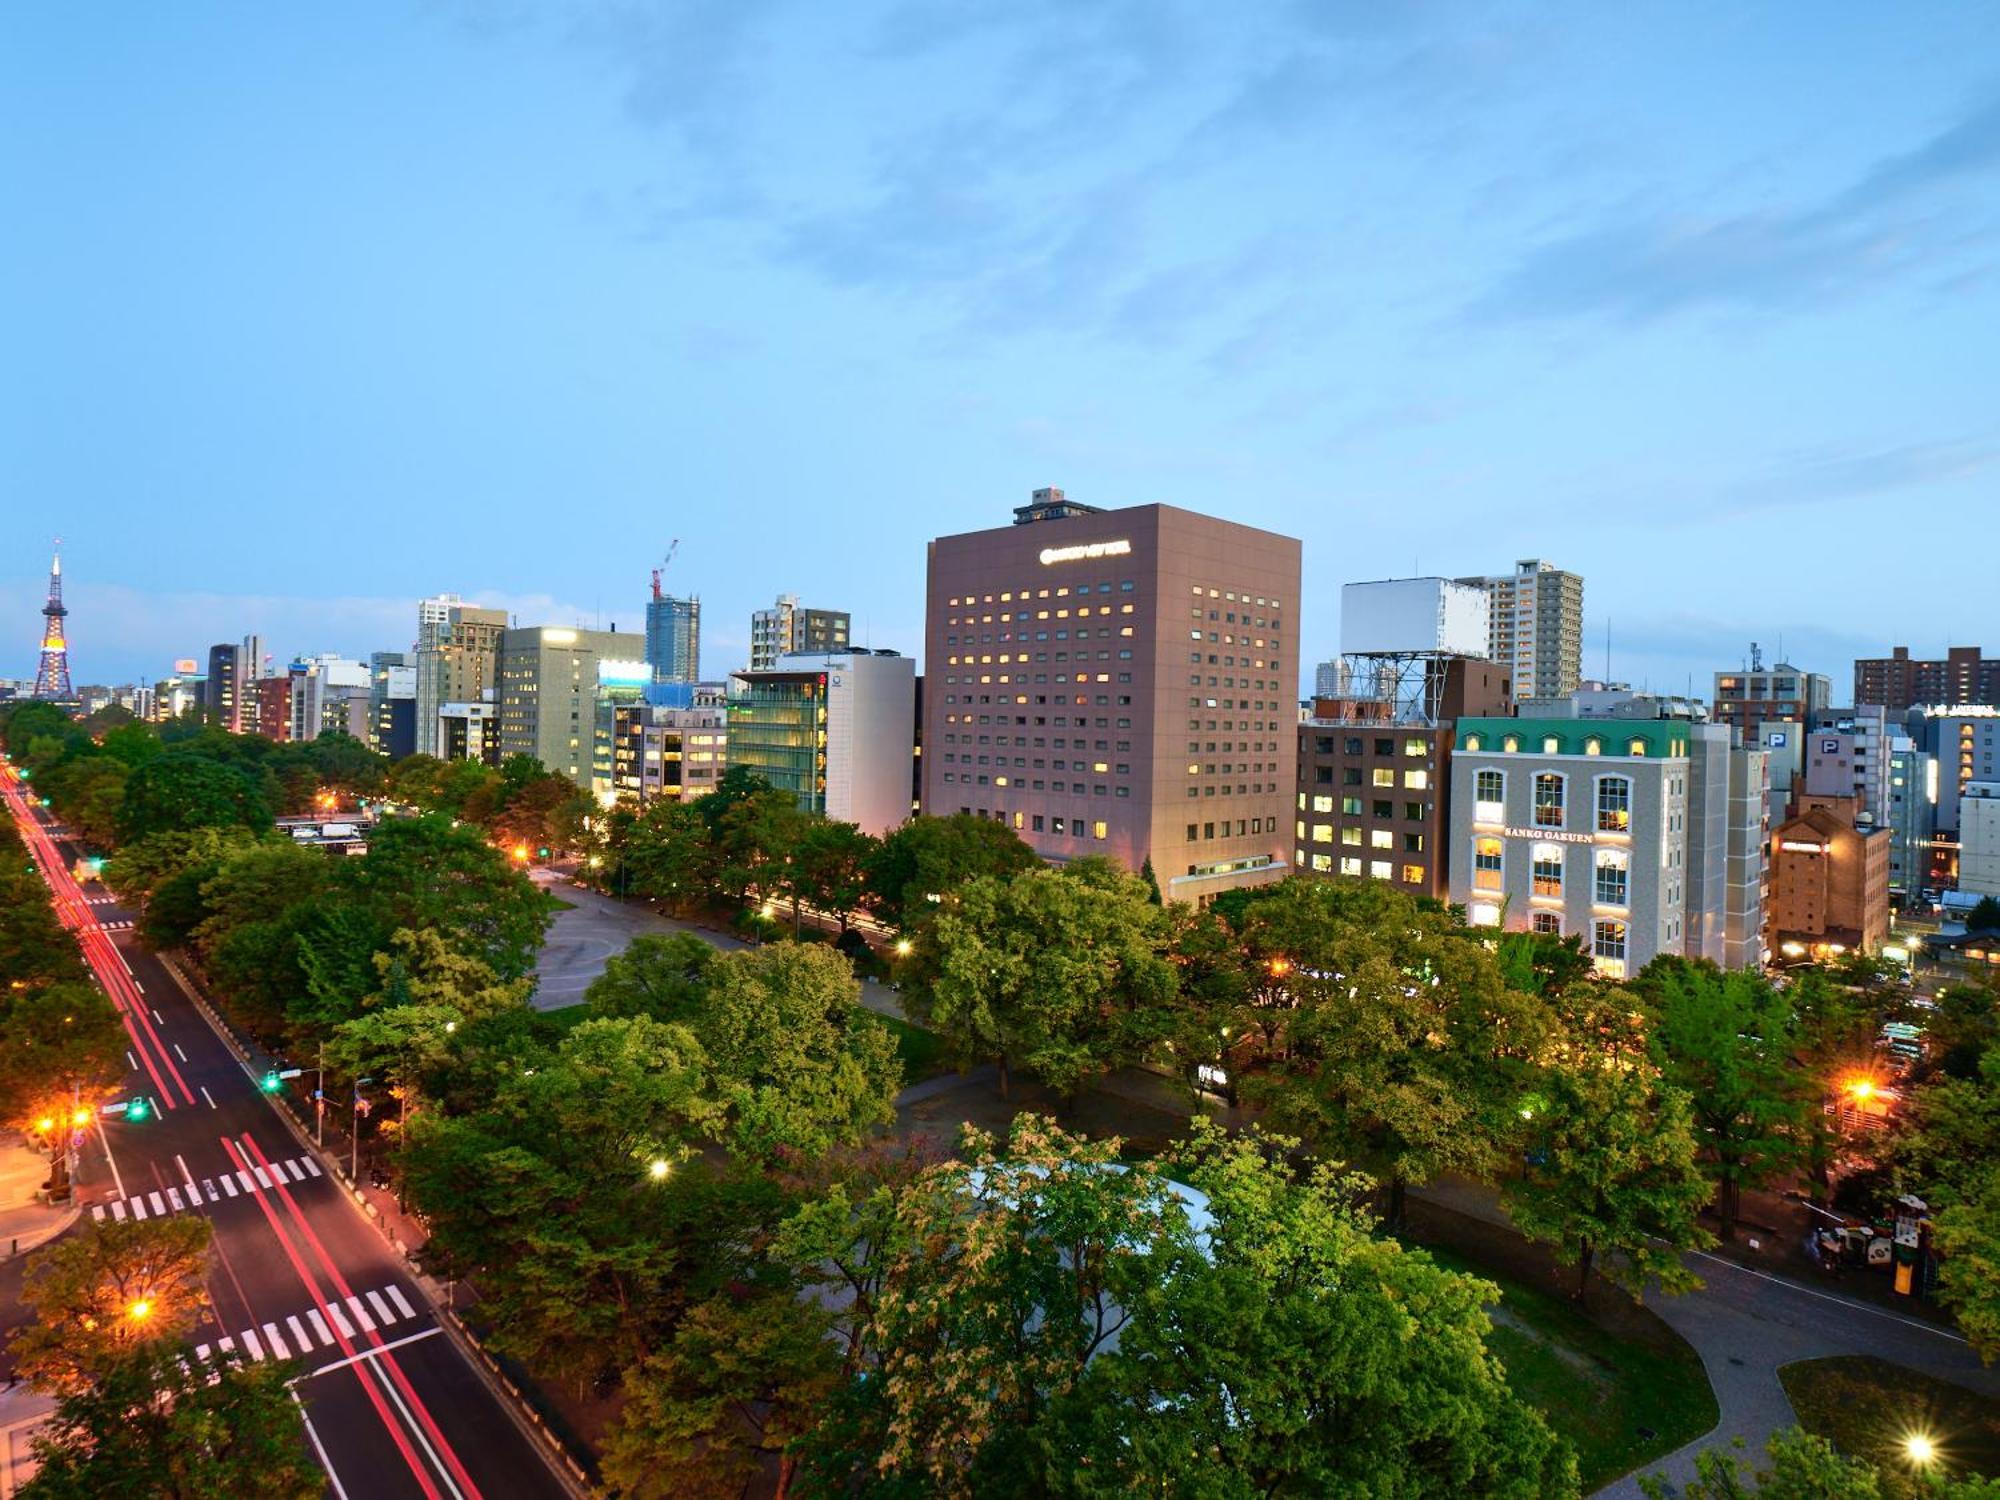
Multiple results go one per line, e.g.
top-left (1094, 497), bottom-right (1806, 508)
top-left (537, 846), bottom-right (551, 859)
top-left (124, 1097), bottom-right (150, 1123)
top-left (259, 1070), bottom-right (283, 1094)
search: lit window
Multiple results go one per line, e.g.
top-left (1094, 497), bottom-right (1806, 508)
top-left (1465, 734), bottom-right (1482, 752)
top-left (1370, 860), bottom-right (1392, 879)
top-left (1342, 827), bottom-right (1362, 846)
top-left (1533, 773), bottom-right (1565, 828)
top-left (1370, 829), bottom-right (1394, 849)
top-left (1503, 736), bottom-right (1520, 753)
top-left (1532, 844), bottom-right (1564, 898)
top-left (1340, 857), bottom-right (1363, 876)
top-left (1372, 768), bottom-right (1395, 787)
top-left (1473, 836), bottom-right (1503, 891)
top-left (1542, 736), bottom-right (1560, 754)
top-left (1584, 738), bottom-right (1602, 756)
top-left (1531, 911), bottom-right (1561, 936)
top-left (1597, 776), bottom-right (1631, 833)
top-left (1312, 823), bottom-right (1334, 844)
top-left (1093, 820), bottom-right (1108, 840)
top-left (1403, 769), bottom-right (1429, 790)
top-left (1404, 738), bottom-right (1426, 757)
top-left (1401, 864), bottom-right (1425, 885)
top-left (1595, 849), bottom-right (1629, 907)
top-left (1628, 738), bottom-right (1648, 757)
top-left (1593, 919), bottom-right (1627, 978)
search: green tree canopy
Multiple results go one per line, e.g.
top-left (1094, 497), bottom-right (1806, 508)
top-left (864, 813), bottom-right (1040, 931)
top-left (12, 1217), bottom-right (212, 1394)
top-left (20, 1345), bottom-right (318, 1500)
top-left (115, 752), bottom-right (272, 843)
top-left (583, 932), bottom-right (719, 1021)
top-left (915, 860), bottom-right (1179, 1099)
top-left (0, 981), bottom-right (128, 1134)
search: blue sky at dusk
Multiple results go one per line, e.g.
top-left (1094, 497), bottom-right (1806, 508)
top-left (3, 3), bottom-right (1997, 693)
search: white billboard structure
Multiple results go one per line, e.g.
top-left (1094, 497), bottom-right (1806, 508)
top-left (1327, 578), bottom-right (1492, 725)
top-left (1340, 579), bottom-right (1489, 657)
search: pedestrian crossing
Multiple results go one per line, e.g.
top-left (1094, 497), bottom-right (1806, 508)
top-left (83, 894), bottom-right (118, 906)
top-left (192, 1284), bottom-right (423, 1365)
top-left (97, 918), bottom-right (134, 931)
top-left (90, 1153), bottom-right (323, 1222)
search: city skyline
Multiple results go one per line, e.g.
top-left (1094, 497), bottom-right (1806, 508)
top-left (6, 5), bottom-right (1999, 690)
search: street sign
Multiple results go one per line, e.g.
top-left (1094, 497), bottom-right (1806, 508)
top-left (276, 1068), bottom-right (304, 1080)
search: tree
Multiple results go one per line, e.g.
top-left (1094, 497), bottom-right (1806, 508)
top-left (1642, 1427), bottom-right (1885, 1499)
top-left (401, 1016), bottom-right (724, 1384)
top-left (915, 861), bottom-right (1178, 1099)
top-left (864, 814), bottom-right (1039, 931)
top-left (585, 933), bottom-right (719, 1021)
top-left (21, 1345), bottom-right (318, 1500)
top-left (1639, 957), bottom-right (1806, 1241)
top-left (0, 868), bottom-right (84, 988)
top-left (1505, 1054), bottom-right (1712, 1297)
top-left (115, 752), bottom-right (272, 843)
top-left (0, 981), bottom-right (128, 1136)
top-left (602, 1291), bottom-right (837, 1500)
top-left (1969, 895), bottom-right (2000, 935)
top-left (2, 702), bottom-right (71, 759)
top-left (487, 760), bottom-right (594, 856)
top-left (339, 814), bottom-right (555, 980)
top-left (716, 787), bottom-right (811, 909)
top-left (12, 1217), bottom-right (212, 1393)
top-left (791, 821), bottom-right (878, 935)
top-left (798, 1117), bottom-right (1576, 1499)
top-left (101, 827), bottom-right (265, 906)
top-left (1893, 1048), bottom-right (2000, 1357)
top-left (1243, 881), bottom-right (1551, 1222)
top-left (690, 943), bottom-right (901, 1162)
top-left (363, 927), bottom-right (533, 1021)
top-left (41, 756), bottom-right (128, 848)
top-left (96, 720), bottom-right (160, 770)
top-left (621, 799), bottom-right (718, 915)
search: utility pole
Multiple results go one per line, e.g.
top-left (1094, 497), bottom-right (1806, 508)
top-left (315, 1040), bottom-right (325, 1148)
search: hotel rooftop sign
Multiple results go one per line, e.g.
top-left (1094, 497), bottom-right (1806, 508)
top-left (1039, 539), bottom-right (1132, 565)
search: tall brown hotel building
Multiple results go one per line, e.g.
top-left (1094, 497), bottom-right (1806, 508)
top-left (924, 489), bottom-right (1302, 901)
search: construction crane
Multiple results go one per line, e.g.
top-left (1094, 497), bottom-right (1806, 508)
top-left (650, 538), bottom-right (681, 599)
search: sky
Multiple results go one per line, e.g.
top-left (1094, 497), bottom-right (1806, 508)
top-left (3, 3), bottom-right (1997, 696)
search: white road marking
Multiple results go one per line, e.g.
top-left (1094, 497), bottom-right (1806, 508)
top-left (147, 1191), bottom-right (166, 1216)
top-left (365, 1290), bottom-right (395, 1325)
top-left (173, 1043), bottom-right (187, 1062)
top-left (1686, 1251), bottom-right (1973, 1342)
top-left (193, 1343), bottom-right (210, 1361)
top-left (344, 1294), bottom-right (376, 1332)
top-left (302, 1325), bottom-right (442, 1380)
top-left (252, 1165), bottom-right (272, 1189)
top-left (200, 1085), bottom-right (216, 1109)
top-left (288, 1159), bottom-right (310, 1182)
top-left (241, 1328), bottom-right (264, 1360)
top-left (166, 1186), bottom-right (184, 1211)
top-left (384, 1285), bottom-right (417, 1320)
top-left (95, 1118), bottom-right (126, 1202)
top-left (125, 1049), bottom-right (137, 1071)
top-left (217, 1336), bottom-right (235, 1355)
top-left (236, 1170), bottom-right (256, 1194)
top-left (90, 1206), bottom-right (103, 1221)
top-left (219, 1172), bottom-right (238, 1197)
top-left (326, 1302), bottom-right (354, 1339)
top-left (110, 1199), bottom-right (127, 1220)
top-left (307, 1308), bottom-right (333, 1346)
top-left (293, 1389), bottom-right (351, 1500)
top-left (301, 1156), bottom-right (322, 1178)
top-left (150, 1007), bottom-right (163, 1025)
top-left (286, 1315), bottom-right (312, 1352)
top-left (261, 1322), bottom-right (289, 1359)
top-left (204, 1180), bottom-right (218, 1203)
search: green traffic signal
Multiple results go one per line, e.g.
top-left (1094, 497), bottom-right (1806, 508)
top-left (126, 1098), bottom-right (150, 1123)
top-left (259, 1070), bottom-right (283, 1093)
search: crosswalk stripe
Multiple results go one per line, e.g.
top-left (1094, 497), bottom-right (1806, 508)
top-left (193, 1343), bottom-right (210, 1361)
top-left (384, 1285), bottom-right (417, 1320)
top-left (262, 1323), bottom-right (288, 1359)
top-left (301, 1156), bottom-right (322, 1178)
top-left (240, 1328), bottom-right (263, 1360)
top-left (252, 1165), bottom-right (272, 1190)
top-left (90, 1206), bottom-right (104, 1222)
top-left (327, 1302), bottom-right (354, 1339)
top-left (166, 1186), bottom-right (184, 1211)
top-left (344, 1295), bottom-right (376, 1332)
top-left (217, 1336), bottom-right (235, 1355)
top-left (307, 1309), bottom-right (333, 1346)
top-left (203, 1180), bottom-right (219, 1203)
top-left (286, 1316), bottom-right (311, 1352)
top-left (147, 1191), bottom-right (166, 1216)
top-left (110, 1199), bottom-right (127, 1220)
top-left (236, 1170), bottom-right (256, 1194)
top-left (220, 1173), bottom-right (239, 1197)
top-left (365, 1290), bottom-right (395, 1325)
top-left (128, 1195), bottom-right (148, 1220)
top-left (287, 1159), bottom-right (309, 1182)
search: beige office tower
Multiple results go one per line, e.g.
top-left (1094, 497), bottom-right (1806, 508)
top-left (923, 488), bottom-right (1301, 902)
top-left (414, 595), bottom-right (509, 759)
top-left (1456, 559), bottom-right (1585, 701)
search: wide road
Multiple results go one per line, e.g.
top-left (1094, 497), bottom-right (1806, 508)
top-left (1, 764), bottom-right (572, 1500)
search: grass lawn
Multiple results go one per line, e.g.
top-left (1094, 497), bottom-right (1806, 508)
top-left (1421, 1244), bottom-right (1718, 1491)
top-left (1780, 1355), bottom-right (2000, 1491)
top-left (867, 1010), bottom-right (954, 1085)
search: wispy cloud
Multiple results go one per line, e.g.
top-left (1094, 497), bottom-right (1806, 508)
top-left (1473, 88), bottom-right (2000, 323)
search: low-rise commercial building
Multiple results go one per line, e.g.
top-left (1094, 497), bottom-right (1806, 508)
top-left (728, 649), bottom-right (915, 836)
top-left (438, 701), bottom-right (500, 765)
top-left (1447, 717), bottom-right (1766, 976)
top-left (1962, 782), bottom-right (2000, 899)
top-left (1767, 792), bottom-right (1892, 958)
top-left (1713, 651), bottom-right (1830, 739)
top-left (611, 704), bottom-right (727, 805)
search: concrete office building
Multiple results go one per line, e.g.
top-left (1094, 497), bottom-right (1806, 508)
top-left (1454, 559), bottom-right (1584, 700)
top-left (645, 593), bottom-right (700, 685)
top-left (1887, 733), bottom-right (1937, 902)
top-left (612, 704), bottom-right (727, 805)
top-left (1448, 717), bottom-right (1766, 976)
top-left (1712, 649), bottom-right (1831, 739)
top-left (728, 649), bottom-right (915, 836)
top-left (1295, 656), bottom-right (1511, 900)
top-left (1768, 792), bottom-right (1891, 958)
top-left (286, 655), bottom-right (371, 744)
top-left (749, 595), bottom-right (850, 672)
top-left (924, 488), bottom-right (1300, 901)
top-left (1962, 782), bottom-right (2000, 899)
top-left (369, 652), bottom-right (417, 760)
top-left (1798, 705), bottom-right (1892, 829)
top-left (414, 597), bottom-right (509, 759)
top-left (438, 702), bottom-right (500, 766)
top-left (1856, 646), bottom-right (2000, 712)
top-left (1916, 708), bottom-right (2000, 891)
top-left (496, 625), bottom-right (648, 793)
top-left (255, 675), bottom-right (292, 740)
top-left (205, 643), bottom-right (239, 728)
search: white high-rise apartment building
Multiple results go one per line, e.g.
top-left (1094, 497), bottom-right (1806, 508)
top-left (1455, 559), bottom-right (1585, 701)
top-left (414, 595), bottom-right (510, 758)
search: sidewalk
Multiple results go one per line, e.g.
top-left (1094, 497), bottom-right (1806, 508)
top-left (0, 1143), bottom-right (80, 1263)
top-left (0, 1383), bottom-right (53, 1499)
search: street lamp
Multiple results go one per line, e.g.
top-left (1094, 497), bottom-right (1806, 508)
top-left (126, 1298), bottom-right (153, 1324)
top-left (647, 1158), bottom-right (672, 1181)
top-left (1905, 1432), bottom-right (1937, 1466)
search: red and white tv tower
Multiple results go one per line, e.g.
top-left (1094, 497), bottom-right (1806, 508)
top-left (31, 540), bottom-right (73, 700)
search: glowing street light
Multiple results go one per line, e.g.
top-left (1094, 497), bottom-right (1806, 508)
top-left (126, 1298), bottom-right (153, 1323)
top-left (894, 939), bottom-right (912, 958)
top-left (1905, 1432), bottom-right (1937, 1465)
top-left (70, 1107), bottom-right (92, 1128)
top-left (648, 1158), bottom-right (672, 1181)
